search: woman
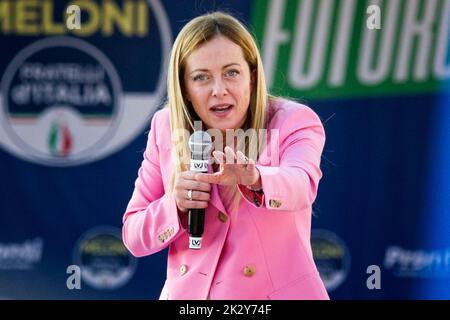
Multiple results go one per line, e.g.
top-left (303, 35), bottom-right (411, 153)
top-left (122, 11), bottom-right (329, 300)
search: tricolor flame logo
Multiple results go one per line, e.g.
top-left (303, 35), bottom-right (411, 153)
top-left (48, 119), bottom-right (73, 157)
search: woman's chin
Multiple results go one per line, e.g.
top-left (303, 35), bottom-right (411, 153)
top-left (205, 120), bottom-right (236, 132)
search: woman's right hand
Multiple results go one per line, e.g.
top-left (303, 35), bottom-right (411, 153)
top-left (174, 171), bottom-right (211, 214)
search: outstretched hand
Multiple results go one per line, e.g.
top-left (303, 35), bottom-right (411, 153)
top-left (194, 146), bottom-right (261, 188)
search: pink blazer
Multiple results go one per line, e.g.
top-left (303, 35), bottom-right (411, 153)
top-left (122, 99), bottom-right (329, 300)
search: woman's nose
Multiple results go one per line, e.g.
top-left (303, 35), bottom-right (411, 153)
top-left (211, 79), bottom-right (228, 97)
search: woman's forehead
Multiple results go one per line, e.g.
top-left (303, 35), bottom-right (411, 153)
top-left (185, 37), bottom-right (247, 71)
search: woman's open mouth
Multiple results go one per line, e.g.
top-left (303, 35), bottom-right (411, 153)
top-left (210, 104), bottom-right (234, 118)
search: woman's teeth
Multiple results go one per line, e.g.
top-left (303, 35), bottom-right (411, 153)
top-left (212, 105), bottom-right (231, 111)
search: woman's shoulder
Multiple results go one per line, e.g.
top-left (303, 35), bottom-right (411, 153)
top-left (149, 106), bottom-right (171, 130)
top-left (152, 106), bottom-right (170, 122)
top-left (149, 106), bottom-right (171, 148)
top-left (268, 98), bottom-right (322, 129)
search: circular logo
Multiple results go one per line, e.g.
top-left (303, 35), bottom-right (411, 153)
top-left (73, 226), bottom-right (137, 290)
top-left (311, 229), bottom-right (351, 292)
top-left (1, 37), bottom-right (122, 164)
top-left (0, 0), bottom-right (171, 166)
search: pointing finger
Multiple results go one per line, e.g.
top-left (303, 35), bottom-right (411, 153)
top-left (224, 146), bottom-right (236, 165)
top-left (212, 150), bottom-right (225, 165)
top-left (236, 150), bottom-right (248, 165)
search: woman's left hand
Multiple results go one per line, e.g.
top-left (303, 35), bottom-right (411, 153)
top-left (194, 146), bottom-right (261, 187)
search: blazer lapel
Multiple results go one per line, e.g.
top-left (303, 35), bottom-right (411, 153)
top-left (207, 163), bottom-right (227, 214)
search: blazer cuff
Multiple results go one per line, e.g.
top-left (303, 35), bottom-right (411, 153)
top-left (255, 165), bottom-right (288, 210)
top-left (155, 192), bottom-right (186, 245)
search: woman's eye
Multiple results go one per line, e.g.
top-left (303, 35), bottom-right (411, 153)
top-left (193, 74), bottom-right (208, 81)
top-left (225, 69), bottom-right (239, 77)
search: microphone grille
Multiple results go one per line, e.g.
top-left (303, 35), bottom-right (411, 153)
top-left (188, 131), bottom-right (212, 159)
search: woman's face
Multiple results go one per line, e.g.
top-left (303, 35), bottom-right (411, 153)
top-left (183, 36), bottom-right (254, 132)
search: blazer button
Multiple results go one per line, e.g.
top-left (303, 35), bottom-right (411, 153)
top-left (179, 264), bottom-right (188, 276)
top-left (218, 211), bottom-right (228, 223)
top-left (243, 265), bottom-right (256, 277)
top-left (269, 199), bottom-right (282, 208)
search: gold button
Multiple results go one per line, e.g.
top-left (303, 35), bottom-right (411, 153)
top-left (218, 212), bottom-right (228, 223)
top-left (269, 199), bottom-right (282, 208)
top-left (179, 264), bottom-right (188, 276)
top-left (243, 265), bottom-right (256, 277)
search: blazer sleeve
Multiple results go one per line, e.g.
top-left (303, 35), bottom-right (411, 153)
top-left (239, 105), bottom-right (325, 211)
top-left (122, 110), bottom-right (184, 257)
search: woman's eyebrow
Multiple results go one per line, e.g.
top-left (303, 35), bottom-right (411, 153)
top-left (222, 63), bottom-right (241, 69)
top-left (189, 63), bottom-right (241, 74)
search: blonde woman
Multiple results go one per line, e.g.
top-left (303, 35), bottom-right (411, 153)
top-left (122, 11), bottom-right (329, 300)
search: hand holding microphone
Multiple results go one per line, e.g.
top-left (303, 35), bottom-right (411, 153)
top-left (174, 131), bottom-right (213, 249)
top-left (174, 171), bottom-right (211, 214)
top-left (174, 131), bottom-right (261, 249)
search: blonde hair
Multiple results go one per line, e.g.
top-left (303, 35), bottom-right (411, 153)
top-left (166, 12), bottom-right (270, 211)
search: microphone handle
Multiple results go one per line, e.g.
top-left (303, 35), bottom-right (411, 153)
top-left (188, 208), bottom-right (204, 237)
top-left (188, 158), bottom-right (208, 249)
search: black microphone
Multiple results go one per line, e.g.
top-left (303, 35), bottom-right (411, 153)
top-left (187, 130), bottom-right (212, 249)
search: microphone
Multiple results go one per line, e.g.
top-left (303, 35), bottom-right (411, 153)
top-left (187, 130), bottom-right (212, 249)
